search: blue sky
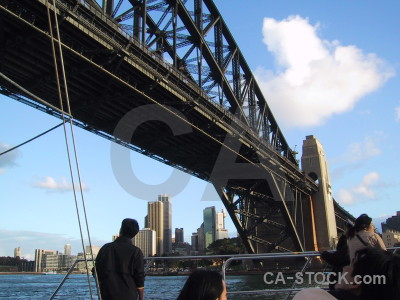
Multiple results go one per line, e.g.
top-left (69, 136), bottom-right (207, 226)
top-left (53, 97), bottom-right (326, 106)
top-left (1, 0), bottom-right (399, 259)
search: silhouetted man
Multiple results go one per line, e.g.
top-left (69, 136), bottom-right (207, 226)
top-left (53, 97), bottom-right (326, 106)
top-left (94, 218), bottom-right (144, 300)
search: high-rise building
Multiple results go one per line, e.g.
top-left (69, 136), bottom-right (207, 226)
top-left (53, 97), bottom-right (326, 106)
top-left (216, 209), bottom-right (226, 230)
top-left (203, 206), bottom-right (216, 249)
top-left (14, 247), bottom-right (21, 258)
top-left (216, 209), bottom-right (229, 240)
top-left (175, 228), bottom-right (184, 243)
top-left (112, 234), bottom-right (119, 242)
top-left (197, 224), bottom-right (205, 254)
top-left (191, 232), bottom-right (198, 254)
top-left (148, 199), bottom-right (164, 255)
top-left (159, 194), bottom-right (172, 254)
top-left (147, 194), bottom-right (172, 255)
top-left (64, 244), bottom-right (71, 256)
top-left (381, 211), bottom-right (400, 233)
top-left (133, 228), bottom-right (157, 257)
top-left (198, 207), bottom-right (229, 253)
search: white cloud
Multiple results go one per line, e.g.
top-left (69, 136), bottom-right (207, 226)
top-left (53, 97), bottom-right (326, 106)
top-left (0, 229), bottom-right (107, 258)
top-left (255, 15), bottom-right (395, 128)
top-left (330, 133), bottom-right (383, 180)
top-left (343, 133), bottom-right (382, 163)
top-left (0, 142), bottom-right (20, 174)
top-left (33, 176), bottom-right (89, 193)
top-left (337, 172), bottom-right (380, 205)
top-left (396, 106), bottom-right (400, 121)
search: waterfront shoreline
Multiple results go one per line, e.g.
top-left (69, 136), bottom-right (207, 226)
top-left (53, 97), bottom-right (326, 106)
top-left (0, 272), bottom-right (45, 275)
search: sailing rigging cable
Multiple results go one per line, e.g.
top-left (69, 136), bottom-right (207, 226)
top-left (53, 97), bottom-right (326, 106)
top-left (45, 1), bottom-right (99, 298)
top-left (0, 122), bottom-right (65, 156)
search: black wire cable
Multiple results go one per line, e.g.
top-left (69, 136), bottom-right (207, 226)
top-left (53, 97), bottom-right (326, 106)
top-left (0, 122), bottom-right (65, 156)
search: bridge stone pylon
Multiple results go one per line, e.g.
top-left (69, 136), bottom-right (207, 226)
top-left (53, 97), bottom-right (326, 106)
top-left (301, 135), bottom-right (338, 251)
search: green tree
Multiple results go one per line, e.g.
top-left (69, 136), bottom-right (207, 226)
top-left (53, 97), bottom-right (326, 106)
top-left (207, 238), bottom-right (246, 255)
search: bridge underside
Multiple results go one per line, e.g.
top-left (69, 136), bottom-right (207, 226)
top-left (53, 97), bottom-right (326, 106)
top-left (0, 0), bottom-right (353, 253)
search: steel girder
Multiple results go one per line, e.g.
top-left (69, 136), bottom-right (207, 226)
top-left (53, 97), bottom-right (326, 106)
top-left (213, 179), bottom-right (310, 253)
top-left (0, 0), bottom-right (324, 253)
top-left (102, 0), bottom-right (298, 164)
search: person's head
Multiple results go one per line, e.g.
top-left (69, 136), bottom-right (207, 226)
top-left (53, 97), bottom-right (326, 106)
top-left (352, 247), bottom-right (400, 300)
top-left (348, 214), bottom-right (372, 237)
top-left (177, 270), bottom-right (227, 300)
top-left (119, 218), bottom-right (139, 239)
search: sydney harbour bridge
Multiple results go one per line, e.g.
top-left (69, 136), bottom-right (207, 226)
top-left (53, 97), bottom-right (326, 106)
top-left (0, 0), bottom-right (354, 253)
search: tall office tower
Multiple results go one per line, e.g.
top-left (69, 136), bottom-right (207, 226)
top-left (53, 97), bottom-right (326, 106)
top-left (144, 215), bottom-right (149, 228)
top-left (216, 209), bottom-right (226, 230)
top-left (158, 194), bottom-right (172, 254)
top-left (14, 247), bottom-right (21, 258)
top-left (112, 234), bottom-right (119, 241)
top-left (197, 224), bottom-right (205, 254)
top-left (191, 232), bottom-right (198, 252)
top-left (133, 228), bottom-right (157, 257)
top-left (382, 211), bottom-right (400, 233)
top-left (203, 206), bottom-right (216, 250)
top-left (64, 244), bottom-right (71, 256)
top-left (175, 228), bottom-right (184, 243)
top-left (148, 200), bottom-right (164, 255)
top-left (215, 209), bottom-right (229, 240)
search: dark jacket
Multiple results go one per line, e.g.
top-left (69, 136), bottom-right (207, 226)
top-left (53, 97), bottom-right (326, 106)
top-left (320, 234), bottom-right (350, 290)
top-left (95, 236), bottom-right (144, 300)
top-left (321, 234), bottom-right (350, 267)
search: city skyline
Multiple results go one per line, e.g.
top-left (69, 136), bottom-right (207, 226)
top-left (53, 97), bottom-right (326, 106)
top-left (1, 0), bottom-right (400, 259)
top-left (6, 203), bottom-right (231, 259)
top-left (6, 210), bottom-right (399, 260)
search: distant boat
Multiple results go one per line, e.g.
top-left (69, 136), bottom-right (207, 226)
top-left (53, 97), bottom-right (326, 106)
top-left (44, 271), bottom-right (57, 275)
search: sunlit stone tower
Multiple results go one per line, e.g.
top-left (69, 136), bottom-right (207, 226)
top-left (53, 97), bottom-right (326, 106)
top-left (301, 135), bottom-right (337, 250)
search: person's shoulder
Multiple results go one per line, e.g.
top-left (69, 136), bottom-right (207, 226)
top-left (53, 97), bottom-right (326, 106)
top-left (292, 288), bottom-right (337, 300)
top-left (99, 241), bottom-right (114, 250)
top-left (132, 244), bottom-right (144, 256)
top-left (363, 231), bottom-right (381, 241)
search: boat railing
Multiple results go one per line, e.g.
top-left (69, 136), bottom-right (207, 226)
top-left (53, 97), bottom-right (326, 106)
top-left (50, 247), bottom-right (400, 299)
top-left (220, 247), bottom-right (399, 298)
top-left (148, 251), bottom-right (324, 299)
top-left (50, 258), bottom-right (98, 300)
top-left (222, 251), bottom-right (321, 299)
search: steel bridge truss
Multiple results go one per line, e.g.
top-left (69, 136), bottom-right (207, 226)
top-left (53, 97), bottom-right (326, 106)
top-left (0, 0), bottom-right (349, 253)
top-left (102, 0), bottom-right (297, 163)
top-left (96, 0), bottom-right (316, 252)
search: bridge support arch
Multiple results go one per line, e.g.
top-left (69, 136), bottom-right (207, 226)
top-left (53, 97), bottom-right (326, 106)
top-left (301, 135), bottom-right (337, 250)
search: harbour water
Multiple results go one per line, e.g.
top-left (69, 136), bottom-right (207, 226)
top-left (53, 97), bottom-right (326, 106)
top-left (0, 273), bottom-right (293, 299)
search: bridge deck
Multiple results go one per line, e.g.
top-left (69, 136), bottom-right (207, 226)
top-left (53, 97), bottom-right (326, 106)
top-left (0, 0), bottom-right (355, 253)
